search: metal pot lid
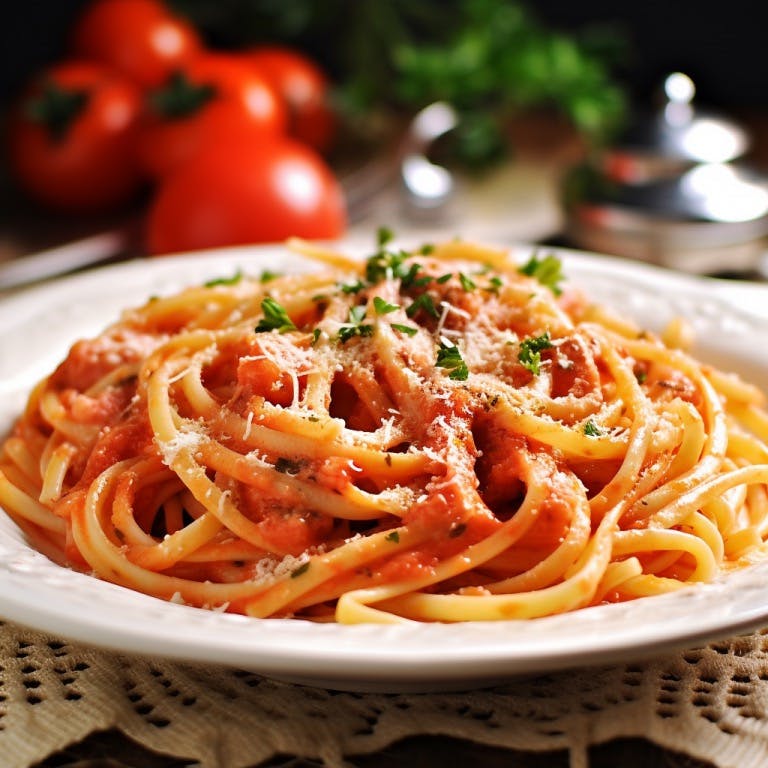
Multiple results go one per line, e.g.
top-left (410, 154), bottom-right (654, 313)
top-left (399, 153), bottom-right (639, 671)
top-left (603, 73), bottom-right (751, 180)
top-left (565, 161), bottom-right (768, 252)
top-left (594, 163), bottom-right (768, 223)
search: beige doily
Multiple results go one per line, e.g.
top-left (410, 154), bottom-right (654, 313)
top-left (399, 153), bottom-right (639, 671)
top-left (2, 619), bottom-right (768, 768)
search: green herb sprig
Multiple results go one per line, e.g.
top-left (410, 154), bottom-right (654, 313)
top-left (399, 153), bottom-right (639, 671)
top-left (436, 341), bottom-right (469, 381)
top-left (255, 297), bottom-right (297, 333)
top-left (583, 420), bottom-right (602, 437)
top-left (373, 296), bottom-right (399, 315)
top-left (338, 305), bottom-right (374, 343)
top-left (406, 293), bottom-right (439, 320)
top-left (518, 253), bottom-right (564, 296)
top-left (518, 332), bottom-right (553, 375)
top-left (204, 269), bottom-right (243, 287)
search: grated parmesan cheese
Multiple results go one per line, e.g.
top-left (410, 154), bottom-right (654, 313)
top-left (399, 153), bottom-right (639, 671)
top-left (156, 421), bottom-right (207, 466)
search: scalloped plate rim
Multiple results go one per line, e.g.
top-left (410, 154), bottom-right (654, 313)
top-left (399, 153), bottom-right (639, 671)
top-left (1, 240), bottom-right (767, 690)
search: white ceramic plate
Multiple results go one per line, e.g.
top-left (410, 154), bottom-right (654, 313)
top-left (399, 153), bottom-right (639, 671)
top-left (2, 241), bottom-right (768, 692)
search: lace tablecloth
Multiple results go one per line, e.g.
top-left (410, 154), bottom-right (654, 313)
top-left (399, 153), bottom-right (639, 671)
top-left (3, 619), bottom-right (768, 768)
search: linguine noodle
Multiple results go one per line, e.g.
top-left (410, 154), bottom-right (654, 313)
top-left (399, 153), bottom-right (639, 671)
top-left (2, 236), bottom-right (768, 623)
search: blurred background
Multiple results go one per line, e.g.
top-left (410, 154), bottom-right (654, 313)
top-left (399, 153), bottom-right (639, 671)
top-left (3, 1), bottom-right (767, 112)
top-left (1, 0), bottom-right (767, 286)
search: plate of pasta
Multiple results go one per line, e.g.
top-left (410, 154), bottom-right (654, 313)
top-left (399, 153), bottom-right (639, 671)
top-left (2, 233), bottom-right (768, 691)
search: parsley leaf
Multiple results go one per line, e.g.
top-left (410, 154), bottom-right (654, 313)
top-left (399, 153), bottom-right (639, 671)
top-left (339, 325), bottom-right (373, 343)
top-left (583, 420), bottom-right (602, 437)
top-left (518, 252), bottom-right (564, 296)
top-left (436, 341), bottom-right (469, 381)
top-left (340, 279), bottom-right (366, 294)
top-left (373, 296), bottom-right (399, 314)
top-left (290, 561), bottom-right (310, 578)
top-left (259, 269), bottom-right (280, 283)
top-left (391, 323), bottom-right (418, 337)
top-left (400, 263), bottom-right (424, 288)
top-left (365, 249), bottom-right (405, 284)
top-left (365, 249), bottom-right (425, 288)
top-left (204, 269), bottom-right (243, 287)
top-left (385, 530), bottom-right (400, 543)
top-left (364, 230), bottom-right (428, 288)
top-left (255, 297), bottom-right (296, 333)
top-left (406, 293), bottom-right (439, 319)
top-left (377, 226), bottom-right (394, 247)
top-left (338, 306), bottom-right (374, 343)
top-left (458, 272), bottom-right (477, 291)
top-left (487, 276), bottom-right (503, 293)
top-left (518, 332), bottom-right (553, 375)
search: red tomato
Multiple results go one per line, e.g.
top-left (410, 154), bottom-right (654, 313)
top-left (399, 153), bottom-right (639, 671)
top-left (70, 0), bottom-right (201, 88)
top-left (7, 62), bottom-right (144, 212)
top-left (136, 53), bottom-right (287, 178)
top-left (244, 46), bottom-right (335, 152)
top-left (147, 138), bottom-right (347, 254)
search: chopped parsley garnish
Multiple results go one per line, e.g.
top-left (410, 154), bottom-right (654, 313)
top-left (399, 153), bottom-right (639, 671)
top-left (458, 272), bottom-right (477, 291)
top-left (339, 325), bottom-right (375, 343)
top-left (365, 249), bottom-right (407, 284)
top-left (311, 328), bottom-right (321, 346)
top-left (274, 457), bottom-right (302, 474)
top-left (290, 561), bottom-right (310, 578)
top-left (363, 228), bottom-right (435, 291)
top-left (518, 332), bottom-right (553, 375)
top-left (204, 269), bottom-right (243, 287)
top-left (583, 419), bottom-right (602, 437)
top-left (400, 263), bottom-right (424, 288)
top-left (391, 323), bottom-right (419, 337)
top-left (385, 530), bottom-right (400, 543)
top-left (259, 269), bottom-right (280, 283)
top-left (373, 296), bottom-right (399, 315)
top-left (377, 226), bottom-right (395, 247)
top-left (406, 292), bottom-right (439, 319)
top-left (487, 276), bottom-right (503, 293)
top-left (338, 305), bottom-right (374, 343)
top-left (436, 341), bottom-right (469, 381)
top-left (340, 279), bottom-right (366, 294)
top-left (364, 235), bottom-right (424, 288)
top-left (255, 297), bottom-right (296, 333)
top-left (518, 252), bottom-right (564, 296)
top-left (436, 272), bottom-right (453, 284)
top-left (418, 242), bottom-right (435, 255)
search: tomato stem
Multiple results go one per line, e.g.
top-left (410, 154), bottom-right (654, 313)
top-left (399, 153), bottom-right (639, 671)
top-left (25, 81), bottom-right (90, 143)
top-left (149, 71), bottom-right (217, 119)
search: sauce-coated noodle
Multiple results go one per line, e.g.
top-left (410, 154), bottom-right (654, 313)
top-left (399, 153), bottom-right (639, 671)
top-left (2, 238), bottom-right (768, 623)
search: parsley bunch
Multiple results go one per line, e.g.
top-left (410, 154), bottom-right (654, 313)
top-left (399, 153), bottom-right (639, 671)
top-left (171, 0), bottom-right (627, 169)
